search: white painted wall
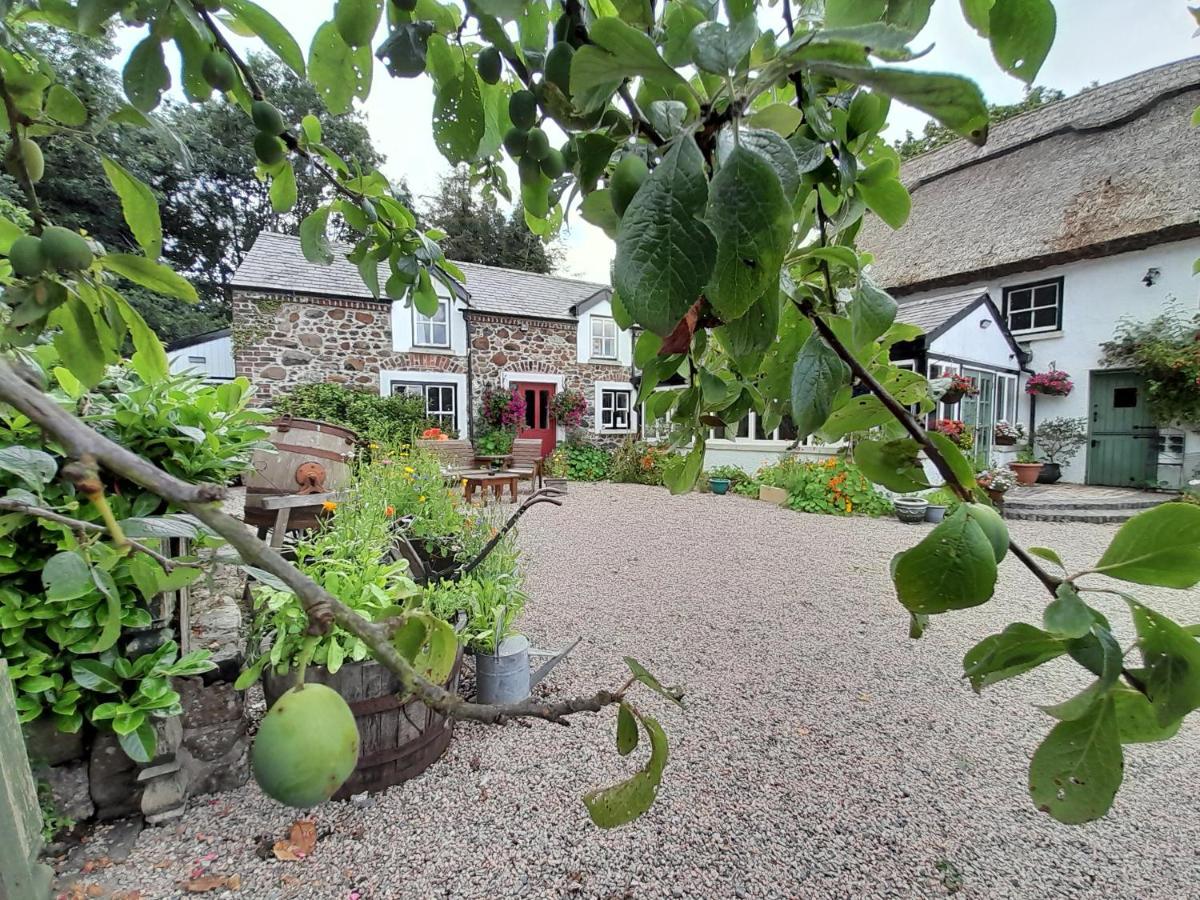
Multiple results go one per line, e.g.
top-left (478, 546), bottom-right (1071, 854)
top-left (576, 295), bottom-right (633, 367)
top-left (928, 303), bottom-right (1022, 370)
top-left (389, 281), bottom-right (469, 358)
top-left (900, 237), bottom-right (1200, 485)
top-left (703, 442), bottom-right (840, 473)
top-left (168, 333), bottom-right (235, 382)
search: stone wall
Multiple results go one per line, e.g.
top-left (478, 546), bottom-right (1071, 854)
top-left (233, 291), bottom-right (639, 449)
top-left (232, 290), bottom-right (465, 403)
top-left (466, 312), bottom-right (636, 449)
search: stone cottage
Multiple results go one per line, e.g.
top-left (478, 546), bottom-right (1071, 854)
top-left (230, 231), bottom-right (636, 453)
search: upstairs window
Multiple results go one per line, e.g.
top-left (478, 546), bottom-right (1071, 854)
top-left (414, 298), bottom-right (450, 348)
top-left (591, 316), bottom-right (617, 359)
top-left (1003, 278), bottom-right (1062, 335)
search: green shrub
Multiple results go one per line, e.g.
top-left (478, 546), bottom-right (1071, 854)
top-left (566, 444), bottom-right (611, 481)
top-left (476, 427), bottom-right (515, 456)
top-left (610, 438), bottom-right (672, 485)
top-left (273, 382), bottom-right (449, 448)
top-left (704, 464), bottom-right (751, 488)
top-left (747, 455), bottom-right (892, 516)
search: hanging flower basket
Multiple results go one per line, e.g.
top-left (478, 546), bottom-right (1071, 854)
top-left (1026, 369), bottom-right (1074, 397)
top-left (940, 375), bottom-right (977, 406)
top-left (549, 389), bottom-right (588, 429)
top-left (993, 420), bottom-right (1025, 446)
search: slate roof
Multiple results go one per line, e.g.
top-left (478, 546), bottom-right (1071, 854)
top-left (231, 231), bottom-right (609, 321)
top-left (860, 56), bottom-right (1200, 293)
top-left (894, 289), bottom-right (987, 335)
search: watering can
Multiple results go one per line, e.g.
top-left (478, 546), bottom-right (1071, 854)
top-left (474, 634), bottom-right (581, 704)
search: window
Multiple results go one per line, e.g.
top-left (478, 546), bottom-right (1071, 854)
top-left (187, 355), bottom-right (206, 364)
top-left (1003, 278), bottom-right (1062, 335)
top-left (591, 316), bottom-right (617, 359)
top-left (392, 381), bottom-right (457, 430)
top-left (600, 388), bottom-right (632, 430)
top-left (413, 298), bottom-right (450, 347)
top-left (996, 373), bottom-right (1019, 424)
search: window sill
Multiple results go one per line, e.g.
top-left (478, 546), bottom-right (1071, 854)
top-left (597, 427), bottom-right (637, 435)
top-left (406, 346), bottom-right (458, 354)
top-left (585, 357), bottom-right (625, 365)
top-left (1013, 330), bottom-right (1063, 343)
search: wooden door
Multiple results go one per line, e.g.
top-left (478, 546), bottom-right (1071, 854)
top-left (515, 382), bottom-right (556, 457)
top-left (1086, 371), bottom-right (1158, 487)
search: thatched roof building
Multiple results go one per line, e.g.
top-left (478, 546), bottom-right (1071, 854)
top-left (860, 56), bottom-right (1200, 295)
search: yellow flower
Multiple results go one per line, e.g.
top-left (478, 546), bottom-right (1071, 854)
top-left (461, 478), bottom-right (468, 486)
top-left (322, 500), bottom-right (337, 511)
top-left (404, 466), bottom-right (415, 474)
top-left (418, 495), bottom-right (426, 503)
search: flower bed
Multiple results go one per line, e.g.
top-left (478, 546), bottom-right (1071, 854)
top-left (735, 456), bottom-right (892, 517)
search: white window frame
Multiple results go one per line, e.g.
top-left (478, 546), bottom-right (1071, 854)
top-left (391, 381), bottom-right (457, 431)
top-left (379, 370), bottom-right (468, 435)
top-left (590, 315), bottom-right (618, 360)
top-left (413, 297), bottom-right (451, 348)
top-left (595, 380), bottom-right (637, 434)
top-left (1002, 278), bottom-right (1062, 336)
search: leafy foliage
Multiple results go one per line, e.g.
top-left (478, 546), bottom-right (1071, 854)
top-left (1101, 301), bottom-right (1200, 425)
top-left (893, 84), bottom-right (1066, 159)
top-left (272, 381), bottom-right (449, 447)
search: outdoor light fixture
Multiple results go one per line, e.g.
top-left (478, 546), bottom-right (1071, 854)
top-left (979, 318), bottom-right (991, 329)
top-left (1143, 267), bottom-right (1161, 286)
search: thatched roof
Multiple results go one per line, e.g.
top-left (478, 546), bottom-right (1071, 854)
top-left (232, 231), bottom-right (608, 321)
top-left (860, 56), bottom-right (1200, 294)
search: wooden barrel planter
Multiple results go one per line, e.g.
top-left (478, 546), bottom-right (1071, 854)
top-left (243, 417), bottom-right (358, 532)
top-left (262, 648), bottom-right (464, 799)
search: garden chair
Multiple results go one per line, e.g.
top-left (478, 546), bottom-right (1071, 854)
top-left (416, 438), bottom-right (476, 473)
top-left (509, 438), bottom-right (544, 491)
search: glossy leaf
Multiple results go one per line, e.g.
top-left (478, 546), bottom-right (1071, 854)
top-left (892, 505), bottom-right (997, 614)
top-left (102, 156), bottom-right (163, 259)
top-left (616, 702), bottom-right (639, 756)
top-left (1043, 583), bottom-right (1094, 639)
top-left (623, 656), bottom-right (685, 707)
top-left (847, 279), bottom-right (897, 347)
top-left (43, 551), bottom-right (94, 602)
top-left (705, 145), bottom-right (792, 322)
top-left (71, 659), bottom-right (122, 693)
top-left (123, 36), bottom-right (170, 113)
top-left (854, 438), bottom-right (930, 493)
top-left (1093, 504), bottom-right (1200, 588)
top-left (790, 331), bottom-right (848, 438)
top-left (1126, 598), bottom-right (1200, 726)
top-left (433, 63), bottom-right (485, 163)
top-left (926, 431), bottom-right (976, 490)
top-left (100, 254), bottom-right (197, 302)
top-left (309, 22), bottom-right (371, 115)
top-left (118, 721), bottom-right (157, 764)
top-left (300, 206), bottom-right (334, 265)
top-left (962, 622), bottom-right (1065, 692)
top-left (583, 714), bottom-right (668, 828)
top-left (988, 0), bottom-right (1055, 84)
top-left (225, 0), bottom-right (306, 76)
top-left (0, 446), bottom-right (57, 490)
top-left (1111, 686), bottom-right (1183, 744)
top-left (1028, 695), bottom-right (1123, 824)
top-left (613, 136), bottom-right (715, 337)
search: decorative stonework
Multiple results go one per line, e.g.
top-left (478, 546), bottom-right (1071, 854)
top-left (233, 291), bottom-right (636, 448)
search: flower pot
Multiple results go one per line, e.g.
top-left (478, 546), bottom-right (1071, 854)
top-left (1009, 462), bottom-right (1044, 486)
top-left (759, 485), bottom-right (788, 506)
top-left (986, 487), bottom-right (1006, 506)
top-left (1037, 462), bottom-right (1062, 484)
top-left (894, 497), bottom-right (929, 524)
top-left (544, 476), bottom-right (567, 492)
top-left (941, 389), bottom-right (964, 405)
top-left (708, 477), bottom-right (731, 495)
top-left (925, 504), bottom-right (948, 523)
top-left (995, 435), bottom-right (1017, 446)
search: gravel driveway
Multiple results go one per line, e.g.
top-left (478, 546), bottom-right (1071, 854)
top-left (86, 483), bottom-right (1200, 899)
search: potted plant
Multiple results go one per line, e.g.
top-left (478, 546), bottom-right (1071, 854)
top-left (993, 420), bottom-right (1025, 447)
top-left (894, 494), bottom-right (929, 524)
top-left (977, 466), bottom-right (1015, 504)
top-left (705, 465), bottom-right (744, 496)
top-left (1026, 368), bottom-right (1074, 397)
top-left (923, 487), bottom-right (958, 523)
top-left (933, 418), bottom-right (974, 450)
top-left (1009, 447), bottom-right (1043, 485)
top-left (940, 374), bottom-right (978, 406)
top-left (543, 447), bottom-right (568, 491)
top-left (475, 427), bottom-right (515, 466)
top-left (1034, 416), bottom-right (1088, 484)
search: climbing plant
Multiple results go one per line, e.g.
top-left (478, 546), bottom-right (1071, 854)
top-left (1, 0), bottom-right (1198, 828)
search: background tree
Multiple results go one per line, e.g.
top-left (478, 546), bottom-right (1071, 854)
top-left (893, 85), bottom-right (1066, 159)
top-left (423, 168), bottom-right (560, 273)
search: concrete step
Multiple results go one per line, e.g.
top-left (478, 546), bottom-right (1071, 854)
top-left (1003, 506), bottom-right (1150, 524)
top-left (1003, 496), bottom-right (1166, 511)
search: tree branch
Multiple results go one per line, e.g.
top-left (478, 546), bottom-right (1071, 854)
top-left (0, 359), bottom-right (633, 726)
top-left (0, 70), bottom-right (49, 232)
top-left (0, 498), bottom-right (201, 571)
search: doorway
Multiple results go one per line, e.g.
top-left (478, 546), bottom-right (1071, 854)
top-left (1086, 371), bottom-right (1158, 487)
top-left (514, 381), bottom-right (557, 458)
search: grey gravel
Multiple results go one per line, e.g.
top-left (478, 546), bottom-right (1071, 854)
top-left (81, 483), bottom-right (1200, 899)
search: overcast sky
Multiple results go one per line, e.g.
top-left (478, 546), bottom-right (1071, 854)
top-left (114, 1), bottom-right (1198, 283)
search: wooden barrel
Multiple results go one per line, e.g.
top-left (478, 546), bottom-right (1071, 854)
top-left (244, 417), bottom-right (358, 530)
top-left (262, 650), bottom-right (463, 798)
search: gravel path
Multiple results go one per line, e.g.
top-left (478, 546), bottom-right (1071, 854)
top-left (81, 484), bottom-right (1200, 899)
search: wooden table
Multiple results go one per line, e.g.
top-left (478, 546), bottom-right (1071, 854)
top-left (462, 470), bottom-right (519, 503)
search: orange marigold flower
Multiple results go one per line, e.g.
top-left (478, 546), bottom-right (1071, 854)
top-left (322, 500), bottom-right (337, 511)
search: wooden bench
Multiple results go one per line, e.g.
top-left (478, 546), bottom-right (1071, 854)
top-left (416, 438), bottom-right (475, 471)
top-left (509, 438), bottom-right (544, 491)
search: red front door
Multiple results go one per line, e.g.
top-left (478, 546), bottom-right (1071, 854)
top-left (515, 382), bottom-right (556, 457)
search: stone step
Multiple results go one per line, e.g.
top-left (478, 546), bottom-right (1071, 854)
top-left (1003, 506), bottom-right (1148, 524)
top-left (1003, 496), bottom-right (1166, 511)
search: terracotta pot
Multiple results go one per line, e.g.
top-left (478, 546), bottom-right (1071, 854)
top-left (985, 487), bottom-right (1006, 505)
top-left (1009, 462), bottom-right (1044, 486)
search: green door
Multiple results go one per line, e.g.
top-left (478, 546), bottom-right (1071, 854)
top-left (1086, 371), bottom-right (1158, 487)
